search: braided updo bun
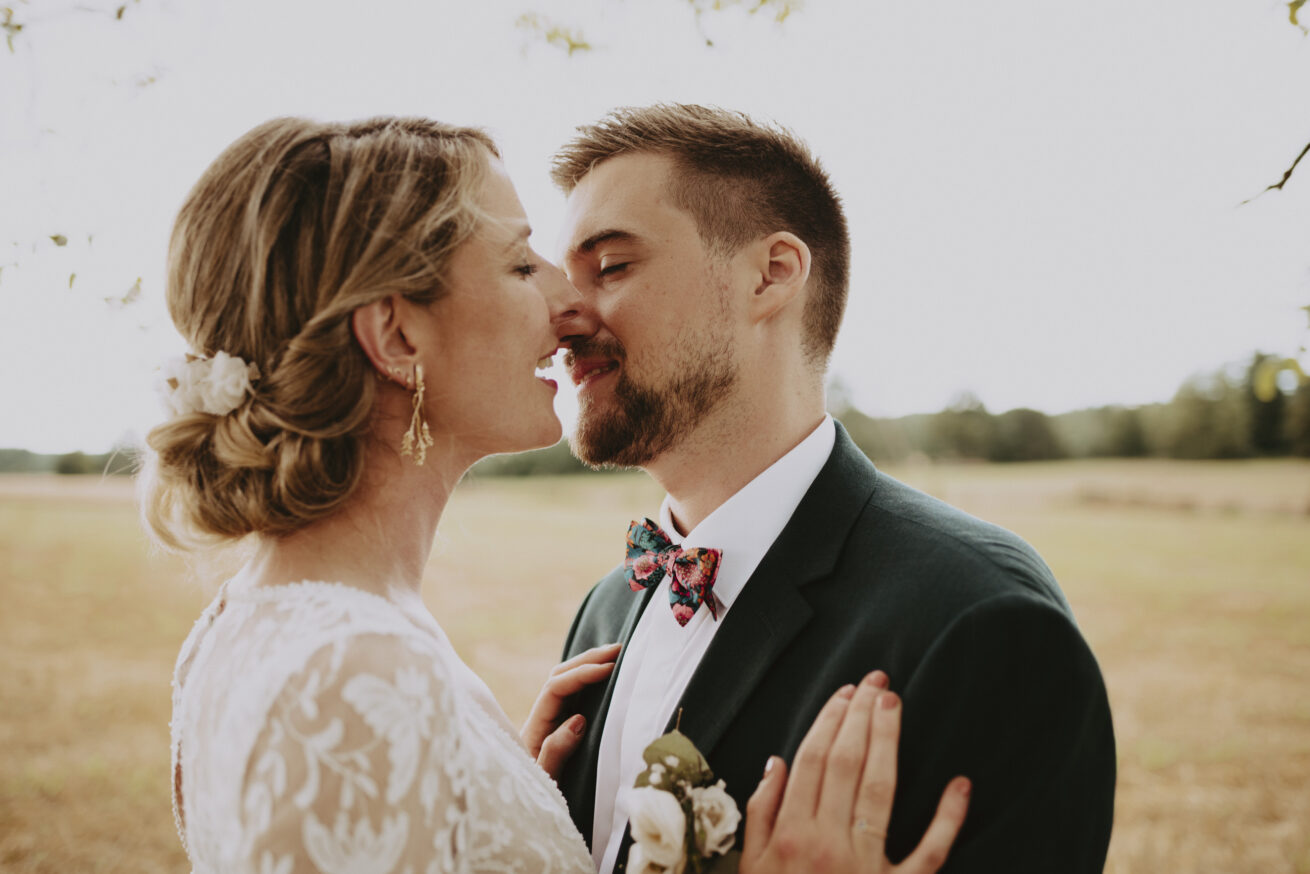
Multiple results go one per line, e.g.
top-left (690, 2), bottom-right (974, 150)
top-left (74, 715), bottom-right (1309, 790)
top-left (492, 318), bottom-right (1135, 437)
top-left (142, 116), bottom-right (497, 550)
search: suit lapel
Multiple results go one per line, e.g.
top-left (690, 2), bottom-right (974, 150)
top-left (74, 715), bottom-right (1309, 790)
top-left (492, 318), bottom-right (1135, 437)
top-left (669, 564), bottom-right (813, 750)
top-left (667, 424), bottom-right (879, 756)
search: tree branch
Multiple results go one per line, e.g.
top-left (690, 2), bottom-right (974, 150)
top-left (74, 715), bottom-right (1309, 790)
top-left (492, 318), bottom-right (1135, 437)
top-left (1242, 140), bottom-right (1310, 204)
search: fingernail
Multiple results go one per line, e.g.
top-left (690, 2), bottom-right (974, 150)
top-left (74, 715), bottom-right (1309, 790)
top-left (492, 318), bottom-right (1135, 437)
top-left (837, 684), bottom-right (856, 699)
top-left (879, 691), bottom-right (900, 710)
top-left (864, 670), bottom-right (889, 689)
top-left (764, 756), bottom-right (778, 776)
top-left (570, 715), bottom-right (586, 735)
top-left (958, 777), bottom-right (971, 797)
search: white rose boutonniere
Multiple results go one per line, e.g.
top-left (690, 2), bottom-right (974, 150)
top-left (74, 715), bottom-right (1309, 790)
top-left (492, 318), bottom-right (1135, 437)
top-left (689, 781), bottom-right (741, 857)
top-left (628, 787), bottom-right (688, 873)
top-left (625, 726), bottom-right (741, 874)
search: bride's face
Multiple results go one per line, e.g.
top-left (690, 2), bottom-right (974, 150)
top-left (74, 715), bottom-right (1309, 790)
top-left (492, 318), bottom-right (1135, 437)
top-left (419, 160), bottom-right (581, 459)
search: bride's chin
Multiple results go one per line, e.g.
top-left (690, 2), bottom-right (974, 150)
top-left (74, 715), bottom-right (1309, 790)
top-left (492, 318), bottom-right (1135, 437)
top-left (496, 417), bottom-right (565, 457)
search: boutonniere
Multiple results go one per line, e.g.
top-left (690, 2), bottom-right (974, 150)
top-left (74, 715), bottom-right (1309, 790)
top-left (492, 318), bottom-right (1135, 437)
top-left (626, 722), bottom-right (741, 874)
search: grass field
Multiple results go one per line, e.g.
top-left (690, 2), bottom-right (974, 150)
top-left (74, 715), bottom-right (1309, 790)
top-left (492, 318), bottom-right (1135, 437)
top-left (1, 459), bottom-right (1308, 873)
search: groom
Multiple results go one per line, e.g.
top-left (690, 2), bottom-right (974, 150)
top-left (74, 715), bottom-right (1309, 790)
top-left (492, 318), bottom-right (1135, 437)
top-left (550, 104), bottom-right (1115, 873)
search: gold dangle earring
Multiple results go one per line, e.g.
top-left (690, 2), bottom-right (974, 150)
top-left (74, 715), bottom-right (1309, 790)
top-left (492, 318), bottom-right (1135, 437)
top-left (400, 364), bottom-right (435, 466)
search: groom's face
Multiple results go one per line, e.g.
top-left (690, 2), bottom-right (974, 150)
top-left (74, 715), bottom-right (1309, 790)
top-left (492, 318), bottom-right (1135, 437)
top-left (559, 152), bottom-right (740, 468)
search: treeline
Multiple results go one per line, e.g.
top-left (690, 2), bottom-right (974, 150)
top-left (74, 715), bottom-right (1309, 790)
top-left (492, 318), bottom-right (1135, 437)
top-left (843, 352), bottom-right (1310, 464)
top-left (0, 448), bottom-right (137, 475)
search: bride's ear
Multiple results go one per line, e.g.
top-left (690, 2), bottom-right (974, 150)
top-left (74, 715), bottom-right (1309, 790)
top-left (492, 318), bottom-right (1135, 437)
top-left (352, 296), bottom-right (418, 381)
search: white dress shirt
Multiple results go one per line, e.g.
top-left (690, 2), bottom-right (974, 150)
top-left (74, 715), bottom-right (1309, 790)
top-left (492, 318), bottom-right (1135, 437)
top-left (591, 415), bottom-right (836, 874)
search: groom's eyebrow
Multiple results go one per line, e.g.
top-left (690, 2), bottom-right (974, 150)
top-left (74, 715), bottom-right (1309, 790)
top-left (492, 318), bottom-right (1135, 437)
top-left (574, 229), bottom-right (638, 255)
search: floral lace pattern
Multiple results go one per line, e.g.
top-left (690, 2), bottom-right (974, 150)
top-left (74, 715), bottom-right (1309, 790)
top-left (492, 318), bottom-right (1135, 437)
top-left (171, 581), bottom-right (593, 874)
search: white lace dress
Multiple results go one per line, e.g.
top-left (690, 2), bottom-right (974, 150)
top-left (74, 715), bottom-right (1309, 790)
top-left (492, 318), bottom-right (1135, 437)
top-left (170, 580), bottom-right (594, 874)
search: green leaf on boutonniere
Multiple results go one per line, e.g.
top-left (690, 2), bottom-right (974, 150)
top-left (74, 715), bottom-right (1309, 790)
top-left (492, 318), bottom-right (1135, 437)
top-left (634, 729), bottom-right (715, 791)
top-left (702, 849), bottom-right (741, 874)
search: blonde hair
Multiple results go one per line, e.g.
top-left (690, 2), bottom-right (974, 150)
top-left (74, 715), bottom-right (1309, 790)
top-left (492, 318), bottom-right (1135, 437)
top-left (142, 116), bottom-right (497, 550)
top-left (551, 104), bottom-right (850, 367)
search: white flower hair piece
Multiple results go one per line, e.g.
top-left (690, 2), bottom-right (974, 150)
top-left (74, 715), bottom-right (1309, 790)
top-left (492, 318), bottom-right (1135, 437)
top-left (157, 351), bottom-right (261, 418)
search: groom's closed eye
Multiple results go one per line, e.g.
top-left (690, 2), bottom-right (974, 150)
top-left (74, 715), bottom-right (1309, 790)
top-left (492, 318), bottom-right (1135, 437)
top-left (565, 228), bottom-right (643, 282)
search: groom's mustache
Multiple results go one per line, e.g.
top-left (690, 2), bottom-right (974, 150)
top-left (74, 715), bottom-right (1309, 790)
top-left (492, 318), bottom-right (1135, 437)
top-left (563, 338), bottom-right (626, 369)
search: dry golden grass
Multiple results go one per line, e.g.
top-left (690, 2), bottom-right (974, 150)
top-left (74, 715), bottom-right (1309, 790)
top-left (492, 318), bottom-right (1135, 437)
top-left (1, 459), bottom-right (1308, 873)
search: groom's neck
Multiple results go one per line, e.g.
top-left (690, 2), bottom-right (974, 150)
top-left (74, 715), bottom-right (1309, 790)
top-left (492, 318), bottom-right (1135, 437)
top-left (650, 392), bottom-right (826, 535)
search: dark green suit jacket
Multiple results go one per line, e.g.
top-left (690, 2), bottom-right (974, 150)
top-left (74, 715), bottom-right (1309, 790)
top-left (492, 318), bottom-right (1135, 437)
top-left (559, 423), bottom-right (1115, 872)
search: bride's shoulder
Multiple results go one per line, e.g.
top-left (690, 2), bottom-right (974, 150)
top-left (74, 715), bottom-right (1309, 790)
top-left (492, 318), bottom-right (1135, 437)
top-left (172, 583), bottom-right (470, 865)
top-left (174, 580), bottom-right (458, 744)
top-left (209, 580), bottom-right (436, 650)
top-left (240, 581), bottom-right (451, 675)
top-left (265, 615), bottom-right (460, 748)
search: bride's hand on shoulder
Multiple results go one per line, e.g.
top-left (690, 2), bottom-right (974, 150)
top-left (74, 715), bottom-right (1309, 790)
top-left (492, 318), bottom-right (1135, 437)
top-left (521, 642), bottom-right (621, 779)
top-left (741, 672), bottom-right (972, 874)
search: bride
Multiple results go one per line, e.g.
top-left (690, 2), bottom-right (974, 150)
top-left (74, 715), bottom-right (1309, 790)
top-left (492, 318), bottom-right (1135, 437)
top-left (144, 116), bottom-right (969, 873)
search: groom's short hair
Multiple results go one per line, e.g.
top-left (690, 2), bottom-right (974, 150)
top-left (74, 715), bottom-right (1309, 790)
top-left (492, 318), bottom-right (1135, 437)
top-left (551, 103), bottom-right (850, 367)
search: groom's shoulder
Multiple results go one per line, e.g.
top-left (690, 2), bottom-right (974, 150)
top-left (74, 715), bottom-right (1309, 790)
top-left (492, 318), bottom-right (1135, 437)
top-left (581, 565), bottom-right (630, 607)
top-left (846, 467), bottom-right (1071, 615)
top-left (562, 565), bottom-right (631, 651)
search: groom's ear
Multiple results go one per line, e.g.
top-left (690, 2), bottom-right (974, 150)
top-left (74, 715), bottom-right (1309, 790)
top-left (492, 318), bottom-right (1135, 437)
top-left (747, 232), bottom-right (811, 326)
top-left (352, 295), bottom-right (419, 377)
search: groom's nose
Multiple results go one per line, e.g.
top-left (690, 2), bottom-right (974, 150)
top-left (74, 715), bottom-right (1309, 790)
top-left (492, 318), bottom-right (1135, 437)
top-left (542, 261), bottom-right (599, 344)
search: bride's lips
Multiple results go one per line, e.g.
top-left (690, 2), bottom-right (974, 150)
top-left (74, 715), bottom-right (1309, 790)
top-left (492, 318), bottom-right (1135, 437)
top-left (536, 347), bottom-right (560, 390)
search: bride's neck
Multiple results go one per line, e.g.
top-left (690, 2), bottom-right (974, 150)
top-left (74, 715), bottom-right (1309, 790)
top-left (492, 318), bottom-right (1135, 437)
top-left (242, 444), bottom-right (466, 603)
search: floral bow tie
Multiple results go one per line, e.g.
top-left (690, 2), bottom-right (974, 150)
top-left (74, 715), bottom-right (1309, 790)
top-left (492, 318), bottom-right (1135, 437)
top-left (624, 518), bottom-right (723, 627)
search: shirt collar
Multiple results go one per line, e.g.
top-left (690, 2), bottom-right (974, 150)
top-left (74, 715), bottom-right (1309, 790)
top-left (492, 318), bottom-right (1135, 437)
top-left (657, 415), bottom-right (835, 612)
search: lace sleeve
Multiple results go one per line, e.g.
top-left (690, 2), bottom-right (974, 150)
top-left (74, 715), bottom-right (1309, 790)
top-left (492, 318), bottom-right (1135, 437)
top-left (239, 634), bottom-right (470, 874)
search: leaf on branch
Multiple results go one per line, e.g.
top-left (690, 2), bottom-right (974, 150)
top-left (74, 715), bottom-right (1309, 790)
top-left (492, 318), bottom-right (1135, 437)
top-left (115, 5), bottom-right (125, 20)
top-left (1291, 0), bottom-right (1308, 32)
top-left (50, 234), bottom-right (68, 246)
top-left (750, 0), bottom-right (801, 23)
top-left (2, 6), bottom-right (21, 53)
top-left (106, 276), bottom-right (141, 308)
top-left (685, 0), bottom-right (801, 46)
top-left (515, 12), bottom-right (592, 56)
top-left (689, 0), bottom-right (802, 25)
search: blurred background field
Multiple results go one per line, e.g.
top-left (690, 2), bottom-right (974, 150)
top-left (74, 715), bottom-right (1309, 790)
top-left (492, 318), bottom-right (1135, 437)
top-left (2, 460), bottom-right (1308, 874)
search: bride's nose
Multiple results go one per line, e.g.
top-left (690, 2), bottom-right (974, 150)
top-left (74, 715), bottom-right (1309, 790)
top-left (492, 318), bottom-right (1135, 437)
top-left (540, 261), bottom-right (598, 342)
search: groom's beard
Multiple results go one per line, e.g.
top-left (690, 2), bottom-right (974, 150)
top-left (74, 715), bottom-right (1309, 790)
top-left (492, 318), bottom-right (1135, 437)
top-left (568, 335), bottom-right (738, 469)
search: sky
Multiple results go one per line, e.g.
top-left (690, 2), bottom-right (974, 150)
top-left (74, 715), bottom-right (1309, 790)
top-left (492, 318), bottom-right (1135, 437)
top-left (3, 0), bottom-right (1308, 453)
